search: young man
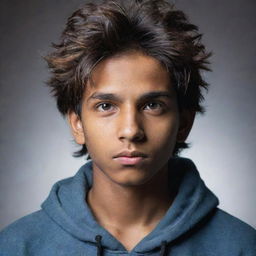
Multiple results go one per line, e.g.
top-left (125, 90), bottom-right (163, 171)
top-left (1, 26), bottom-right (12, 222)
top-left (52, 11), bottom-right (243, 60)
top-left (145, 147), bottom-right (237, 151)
top-left (0, 0), bottom-right (255, 255)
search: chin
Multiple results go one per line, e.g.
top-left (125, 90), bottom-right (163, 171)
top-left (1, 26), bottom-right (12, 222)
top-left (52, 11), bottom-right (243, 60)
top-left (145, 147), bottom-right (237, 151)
top-left (110, 170), bottom-right (155, 187)
top-left (115, 180), bottom-right (149, 187)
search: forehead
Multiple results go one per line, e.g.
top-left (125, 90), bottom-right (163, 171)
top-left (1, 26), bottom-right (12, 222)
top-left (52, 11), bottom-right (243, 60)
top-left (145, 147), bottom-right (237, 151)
top-left (85, 51), bottom-right (173, 96)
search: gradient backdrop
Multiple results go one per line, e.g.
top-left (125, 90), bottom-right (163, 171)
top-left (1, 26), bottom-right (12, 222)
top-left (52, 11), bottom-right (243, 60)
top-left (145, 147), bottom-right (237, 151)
top-left (0, 0), bottom-right (256, 230)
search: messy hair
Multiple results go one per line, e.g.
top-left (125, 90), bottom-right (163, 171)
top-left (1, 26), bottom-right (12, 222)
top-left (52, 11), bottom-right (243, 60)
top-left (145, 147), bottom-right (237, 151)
top-left (45, 0), bottom-right (211, 159)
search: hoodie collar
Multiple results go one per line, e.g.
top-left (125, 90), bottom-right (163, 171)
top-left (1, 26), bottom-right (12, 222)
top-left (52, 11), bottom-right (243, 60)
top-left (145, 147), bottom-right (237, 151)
top-left (41, 157), bottom-right (219, 253)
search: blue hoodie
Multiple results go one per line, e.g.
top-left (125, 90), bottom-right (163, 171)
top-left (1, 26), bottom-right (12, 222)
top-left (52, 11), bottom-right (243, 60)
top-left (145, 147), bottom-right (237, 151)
top-left (0, 157), bottom-right (255, 255)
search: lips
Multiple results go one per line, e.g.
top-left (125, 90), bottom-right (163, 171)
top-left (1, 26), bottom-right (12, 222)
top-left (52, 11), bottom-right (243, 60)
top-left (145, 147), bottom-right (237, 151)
top-left (113, 150), bottom-right (148, 165)
top-left (113, 150), bottom-right (147, 158)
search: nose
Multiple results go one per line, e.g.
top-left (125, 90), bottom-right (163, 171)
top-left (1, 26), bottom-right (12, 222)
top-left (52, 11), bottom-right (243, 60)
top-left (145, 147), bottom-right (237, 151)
top-left (117, 107), bottom-right (146, 143)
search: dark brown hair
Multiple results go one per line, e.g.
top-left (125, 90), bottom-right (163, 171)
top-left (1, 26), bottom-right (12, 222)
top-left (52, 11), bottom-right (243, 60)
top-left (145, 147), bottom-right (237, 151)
top-left (45, 0), bottom-right (211, 159)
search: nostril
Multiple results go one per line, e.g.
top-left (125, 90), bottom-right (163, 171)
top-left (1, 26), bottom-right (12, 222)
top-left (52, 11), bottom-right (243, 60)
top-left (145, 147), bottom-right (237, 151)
top-left (133, 130), bottom-right (146, 142)
top-left (119, 128), bottom-right (146, 142)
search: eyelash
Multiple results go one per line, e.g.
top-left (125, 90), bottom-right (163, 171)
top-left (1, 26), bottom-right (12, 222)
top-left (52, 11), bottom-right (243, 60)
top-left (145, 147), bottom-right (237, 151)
top-left (95, 102), bottom-right (115, 112)
top-left (95, 101), bottom-right (166, 112)
top-left (143, 102), bottom-right (164, 111)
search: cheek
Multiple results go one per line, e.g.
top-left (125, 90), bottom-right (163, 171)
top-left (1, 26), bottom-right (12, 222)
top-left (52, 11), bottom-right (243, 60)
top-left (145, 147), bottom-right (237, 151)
top-left (82, 117), bottom-right (114, 151)
top-left (148, 116), bottom-right (179, 150)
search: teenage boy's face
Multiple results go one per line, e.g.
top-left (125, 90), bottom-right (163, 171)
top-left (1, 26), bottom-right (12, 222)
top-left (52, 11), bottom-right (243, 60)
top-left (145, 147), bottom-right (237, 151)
top-left (69, 51), bottom-right (193, 186)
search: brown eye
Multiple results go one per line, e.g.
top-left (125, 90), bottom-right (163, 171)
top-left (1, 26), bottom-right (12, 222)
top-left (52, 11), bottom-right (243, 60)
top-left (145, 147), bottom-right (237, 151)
top-left (96, 102), bottom-right (115, 112)
top-left (144, 102), bottom-right (163, 111)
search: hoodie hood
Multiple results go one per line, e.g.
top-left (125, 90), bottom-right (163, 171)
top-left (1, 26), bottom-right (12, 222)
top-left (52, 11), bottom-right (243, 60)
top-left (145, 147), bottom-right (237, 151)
top-left (41, 157), bottom-right (219, 254)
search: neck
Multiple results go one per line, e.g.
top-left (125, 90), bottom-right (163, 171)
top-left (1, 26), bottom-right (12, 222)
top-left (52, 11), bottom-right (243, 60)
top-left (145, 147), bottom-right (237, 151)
top-left (86, 163), bottom-right (174, 230)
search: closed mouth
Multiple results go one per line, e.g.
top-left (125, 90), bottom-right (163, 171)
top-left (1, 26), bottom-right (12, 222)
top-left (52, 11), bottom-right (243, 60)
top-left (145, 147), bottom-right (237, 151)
top-left (113, 150), bottom-right (148, 158)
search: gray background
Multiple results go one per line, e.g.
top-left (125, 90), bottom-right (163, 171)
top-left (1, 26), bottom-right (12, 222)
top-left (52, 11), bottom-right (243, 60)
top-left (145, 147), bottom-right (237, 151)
top-left (0, 0), bottom-right (255, 230)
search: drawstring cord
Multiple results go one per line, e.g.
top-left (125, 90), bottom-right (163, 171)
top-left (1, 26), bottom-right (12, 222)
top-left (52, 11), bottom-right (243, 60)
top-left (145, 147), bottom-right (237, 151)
top-left (95, 235), bottom-right (103, 256)
top-left (159, 241), bottom-right (167, 256)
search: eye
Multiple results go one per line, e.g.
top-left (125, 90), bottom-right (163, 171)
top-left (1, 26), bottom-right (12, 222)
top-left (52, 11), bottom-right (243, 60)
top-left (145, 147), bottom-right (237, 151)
top-left (95, 102), bottom-right (115, 112)
top-left (144, 102), bottom-right (164, 111)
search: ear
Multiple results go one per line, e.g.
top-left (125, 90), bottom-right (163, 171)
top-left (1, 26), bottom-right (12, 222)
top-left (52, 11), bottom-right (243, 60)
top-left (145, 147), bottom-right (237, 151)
top-left (177, 110), bottom-right (195, 143)
top-left (67, 111), bottom-right (85, 145)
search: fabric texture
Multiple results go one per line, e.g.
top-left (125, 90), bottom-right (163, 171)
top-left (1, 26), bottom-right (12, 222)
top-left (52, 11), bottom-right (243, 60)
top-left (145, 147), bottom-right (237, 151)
top-left (0, 157), bottom-right (255, 255)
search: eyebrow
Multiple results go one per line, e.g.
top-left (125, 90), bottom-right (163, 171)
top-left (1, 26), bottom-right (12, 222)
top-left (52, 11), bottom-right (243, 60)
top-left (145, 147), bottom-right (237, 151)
top-left (87, 91), bottom-right (173, 103)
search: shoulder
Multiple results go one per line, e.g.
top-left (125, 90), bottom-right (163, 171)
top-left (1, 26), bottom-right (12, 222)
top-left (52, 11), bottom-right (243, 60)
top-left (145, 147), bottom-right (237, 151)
top-left (0, 210), bottom-right (53, 255)
top-left (204, 208), bottom-right (256, 253)
top-left (0, 210), bottom-right (50, 238)
top-left (213, 208), bottom-right (256, 235)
